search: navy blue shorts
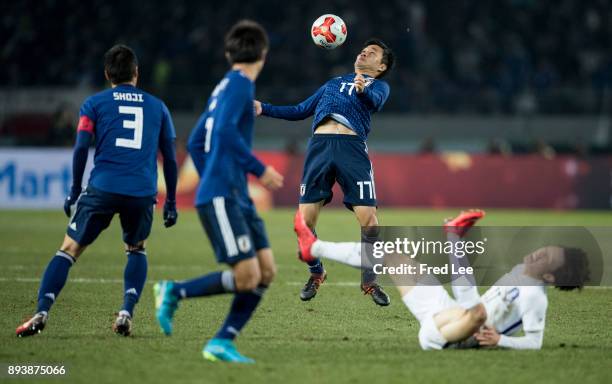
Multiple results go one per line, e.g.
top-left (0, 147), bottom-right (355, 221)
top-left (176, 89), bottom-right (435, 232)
top-left (67, 186), bottom-right (156, 247)
top-left (300, 134), bottom-right (377, 210)
top-left (197, 197), bottom-right (270, 265)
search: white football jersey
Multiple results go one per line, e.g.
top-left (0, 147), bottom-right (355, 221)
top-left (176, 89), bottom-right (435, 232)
top-left (481, 265), bottom-right (548, 336)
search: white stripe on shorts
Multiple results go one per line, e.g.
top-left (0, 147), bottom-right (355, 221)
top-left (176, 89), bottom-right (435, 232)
top-left (212, 197), bottom-right (239, 257)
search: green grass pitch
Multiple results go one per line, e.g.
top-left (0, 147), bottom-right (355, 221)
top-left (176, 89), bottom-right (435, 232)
top-left (1, 208), bottom-right (611, 384)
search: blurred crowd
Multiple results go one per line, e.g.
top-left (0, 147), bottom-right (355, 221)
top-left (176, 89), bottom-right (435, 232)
top-left (2, 0), bottom-right (612, 114)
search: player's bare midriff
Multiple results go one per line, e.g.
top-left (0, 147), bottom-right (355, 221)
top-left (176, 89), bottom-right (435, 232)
top-left (314, 117), bottom-right (357, 135)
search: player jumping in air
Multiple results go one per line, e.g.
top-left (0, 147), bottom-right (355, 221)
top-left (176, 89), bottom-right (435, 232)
top-left (16, 45), bottom-right (179, 337)
top-left (294, 210), bottom-right (590, 349)
top-left (254, 39), bottom-right (395, 305)
top-left (154, 20), bottom-right (283, 364)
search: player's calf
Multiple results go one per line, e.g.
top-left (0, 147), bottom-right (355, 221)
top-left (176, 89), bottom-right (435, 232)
top-left (356, 209), bottom-right (390, 306)
top-left (233, 258), bottom-right (261, 292)
top-left (256, 248), bottom-right (276, 286)
top-left (120, 246), bottom-right (147, 324)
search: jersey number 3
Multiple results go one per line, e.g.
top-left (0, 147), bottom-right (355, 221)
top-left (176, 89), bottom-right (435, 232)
top-left (116, 106), bottom-right (143, 149)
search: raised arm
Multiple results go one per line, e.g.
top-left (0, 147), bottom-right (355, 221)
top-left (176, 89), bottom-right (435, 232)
top-left (257, 84), bottom-right (325, 121)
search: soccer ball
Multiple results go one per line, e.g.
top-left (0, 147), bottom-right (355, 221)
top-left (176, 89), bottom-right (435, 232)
top-left (311, 14), bottom-right (347, 49)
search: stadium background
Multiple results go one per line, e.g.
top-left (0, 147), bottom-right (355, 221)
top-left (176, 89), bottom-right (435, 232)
top-left (1, 0), bottom-right (611, 210)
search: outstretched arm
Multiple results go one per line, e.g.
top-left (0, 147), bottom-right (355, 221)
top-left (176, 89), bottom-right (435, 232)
top-left (498, 331), bottom-right (544, 349)
top-left (256, 84), bottom-right (325, 121)
top-left (476, 327), bottom-right (544, 350)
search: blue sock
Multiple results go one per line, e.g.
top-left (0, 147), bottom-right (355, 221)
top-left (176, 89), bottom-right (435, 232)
top-left (361, 268), bottom-right (377, 286)
top-left (121, 251), bottom-right (148, 317)
top-left (361, 227), bottom-right (380, 286)
top-left (37, 251), bottom-right (75, 313)
top-left (307, 259), bottom-right (325, 274)
top-left (172, 270), bottom-right (235, 299)
top-left (306, 228), bottom-right (325, 274)
top-left (214, 284), bottom-right (267, 340)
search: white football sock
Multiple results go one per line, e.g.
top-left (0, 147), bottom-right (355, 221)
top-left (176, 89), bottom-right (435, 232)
top-left (447, 233), bottom-right (481, 309)
top-left (451, 278), bottom-right (481, 309)
top-left (311, 240), bottom-right (372, 269)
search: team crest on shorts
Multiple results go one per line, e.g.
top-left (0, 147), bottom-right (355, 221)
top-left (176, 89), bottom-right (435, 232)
top-left (300, 184), bottom-right (306, 196)
top-left (237, 235), bottom-right (252, 253)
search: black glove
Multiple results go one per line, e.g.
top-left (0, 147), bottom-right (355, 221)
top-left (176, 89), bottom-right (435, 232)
top-left (163, 200), bottom-right (178, 228)
top-left (63, 186), bottom-right (82, 217)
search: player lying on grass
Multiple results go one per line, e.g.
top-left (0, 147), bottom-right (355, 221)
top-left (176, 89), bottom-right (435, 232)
top-left (154, 20), bottom-right (283, 364)
top-left (294, 210), bottom-right (590, 349)
top-left (16, 45), bottom-right (179, 338)
top-left (254, 39), bottom-right (394, 306)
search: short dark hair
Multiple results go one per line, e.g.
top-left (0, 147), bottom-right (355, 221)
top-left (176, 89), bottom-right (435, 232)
top-left (224, 20), bottom-right (269, 64)
top-left (363, 38), bottom-right (395, 78)
top-left (554, 247), bottom-right (590, 291)
top-left (104, 45), bottom-right (138, 84)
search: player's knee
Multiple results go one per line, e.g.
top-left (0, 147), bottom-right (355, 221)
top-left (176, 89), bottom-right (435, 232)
top-left (355, 208), bottom-right (378, 228)
top-left (467, 303), bottom-right (487, 327)
top-left (234, 268), bottom-right (261, 292)
top-left (363, 213), bottom-right (378, 227)
top-left (60, 235), bottom-right (84, 259)
top-left (125, 241), bottom-right (146, 253)
top-left (260, 263), bottom-right (276, 286)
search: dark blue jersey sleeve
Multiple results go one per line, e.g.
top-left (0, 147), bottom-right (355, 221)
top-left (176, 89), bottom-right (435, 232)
top-left (159, 103), bottom-right (178, 201)
top-left (187, 113), bottom-right (208, 176)
top-left (79, 97), bottom-right (97, 122)
top-left (357, 80), bottom-right (390, 112)
top-left (218, 79), bottom-right (266, 177)
top-left (70, 98), bottom-right (97, 191)
top-left (160, 102), bottom-right (177, 141)
top-left (261, 84), bottom-right (325, 121)
top-left (71, 130), bottom-right (93, 192)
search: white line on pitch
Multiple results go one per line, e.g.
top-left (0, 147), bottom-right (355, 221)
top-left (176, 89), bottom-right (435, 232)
top-left (0, 277), bottom-right (611, 289)
top-left (0, 277), bottom-right (360, 286)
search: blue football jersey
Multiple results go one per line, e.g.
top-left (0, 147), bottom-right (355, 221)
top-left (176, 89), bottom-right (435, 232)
top-left (261, 73), bottom-right (390, 141)
top-left (187, 70), bottom-right (265, 207)
top-left (78, 84), bottom-right (176, 197)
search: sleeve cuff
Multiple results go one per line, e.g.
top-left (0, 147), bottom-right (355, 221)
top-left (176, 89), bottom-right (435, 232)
top-left (357, 86), bottom-right (372, 98)
top-left (261, 103), bottom-right (271, 116)
top-left (251, 161), bottom-right (266, 178)
top-left (497, 335), bottom-right (511, 348)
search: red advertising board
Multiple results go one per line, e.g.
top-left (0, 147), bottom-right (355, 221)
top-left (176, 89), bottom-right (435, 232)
top-left (166, 152), bottom-right (612, 210)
